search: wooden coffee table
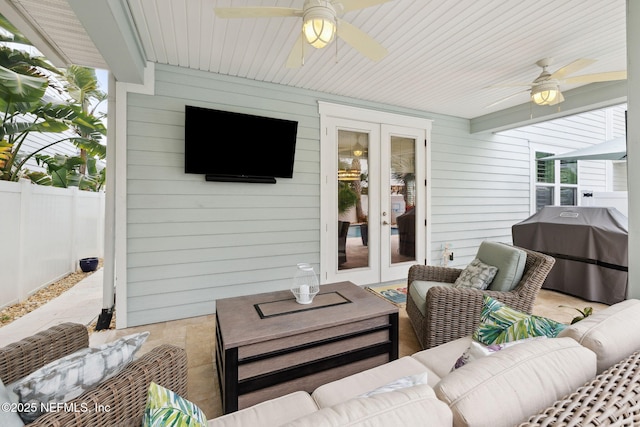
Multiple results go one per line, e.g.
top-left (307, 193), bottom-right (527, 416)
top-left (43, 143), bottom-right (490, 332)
top-left (215, 281), bottom-right (399, 413)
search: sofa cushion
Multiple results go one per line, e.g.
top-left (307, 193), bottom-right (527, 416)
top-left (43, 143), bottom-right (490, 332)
top-left (409, 281), bottom-right (453, 317)
top-left (283, 384), bottom-right (452, 427)
top-left (476, 241), bottom-right (527, 291)
top-left (411, 336), bottom-right (473, 378)
top-left (451, 336), bottom-right (547, 370)
top-left (143, 382), bottom-right (206, 427)
top-left (558, 299), bottom-right (640, 373)
top-left (473, 295), bottom-right (566, 345)
top-left (434, 337), bottom-right (597, 427)
top-left (453, 258), bottom-right (498, 290)
top-left (11, 331), bottom-right (148, 423)
top-left (312, 356), bottom-right (434, 408)
top-left (207, 391), bottom-right (318, 427)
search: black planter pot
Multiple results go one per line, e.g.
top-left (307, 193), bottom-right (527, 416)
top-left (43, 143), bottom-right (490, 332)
top-left (79, 257), bottom-right (99, 272)
top-left (360, 223), bottom-right (368, 246)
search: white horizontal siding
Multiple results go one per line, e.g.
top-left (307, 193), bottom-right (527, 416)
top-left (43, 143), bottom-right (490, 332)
top-left (613, 162), bottom-right (628, 191)
top-left (429, 116), bottom-right (531, 266)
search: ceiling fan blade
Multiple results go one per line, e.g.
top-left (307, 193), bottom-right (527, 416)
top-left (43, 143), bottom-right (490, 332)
top-left (485, 90), bottom-right (529, 108)
top-left (215, 7), bottom-right (302, 18)
top-left (336, 18), bottom-right (387, 61)
top-left (549, 58), bottom-right (596, 80)
top-left (562, 70), bottom-right (627, 84)
top-left (285, 34), bottom-right (305, 69)
top-left (339, 0), bottom-right (393, 14)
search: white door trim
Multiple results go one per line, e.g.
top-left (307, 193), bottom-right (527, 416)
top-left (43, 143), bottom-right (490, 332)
top-left (319, 102), bottom-right (432, 285)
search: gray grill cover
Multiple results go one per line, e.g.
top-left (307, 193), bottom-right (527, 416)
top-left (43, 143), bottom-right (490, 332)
top-left (512, 206), bottom-right (628, 304)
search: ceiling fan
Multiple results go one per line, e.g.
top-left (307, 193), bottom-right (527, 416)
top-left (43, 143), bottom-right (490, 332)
top-left (487, 58), bottom-right (627, 108)
top-left (214, 0), bottom-right (392, 68)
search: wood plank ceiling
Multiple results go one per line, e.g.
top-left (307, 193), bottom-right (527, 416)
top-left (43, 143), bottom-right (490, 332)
top-left (3, 0), bottom-right (628, 119)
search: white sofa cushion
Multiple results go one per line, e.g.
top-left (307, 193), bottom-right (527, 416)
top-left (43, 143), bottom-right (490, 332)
top-left (451, 336), bottom-right (547, 370)
top-left (312, 356), bottom-right (433, 408)
top-left (282, 384), bottom-right (452, 427)
top-left (207, 391), bottom-right (318, 427)
top-left (434, 337), bottom-right (596, 427)
top-left (558, 299), bottom-right (640, 373)
top-left (411, 336), bottom-right (473, 378)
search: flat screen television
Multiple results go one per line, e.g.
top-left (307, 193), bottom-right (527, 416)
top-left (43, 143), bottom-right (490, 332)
top-left (184, 105), bottom-right (298, 183)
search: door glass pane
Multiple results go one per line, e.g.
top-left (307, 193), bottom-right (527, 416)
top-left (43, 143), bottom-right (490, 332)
top-left (390, 136), bottom-right (416, 264)
top-left (338, 130), bottom-right (369, 270)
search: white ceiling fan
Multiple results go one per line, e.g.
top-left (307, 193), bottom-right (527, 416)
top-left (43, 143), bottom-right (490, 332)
top-left (214, 0), bottom-right (392, 68)
top-left (487, 58), bottom-right (626, 108)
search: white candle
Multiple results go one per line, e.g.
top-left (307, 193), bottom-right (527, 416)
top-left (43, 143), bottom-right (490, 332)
top-left (299, 285), bottom-right (310, 303)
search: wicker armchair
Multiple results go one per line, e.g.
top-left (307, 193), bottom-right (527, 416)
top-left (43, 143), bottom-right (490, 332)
top-left (0, 323), bottom-right (188, 427)
top-left (406, 245), bottom-right (555, 349)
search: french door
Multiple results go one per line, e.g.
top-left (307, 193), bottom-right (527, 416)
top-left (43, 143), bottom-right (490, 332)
top-left (320, 103), bottom-right (430, 285)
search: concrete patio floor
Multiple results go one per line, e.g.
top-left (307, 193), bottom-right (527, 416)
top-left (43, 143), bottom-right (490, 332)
top-left (0, 268), bottom-right (609, 420)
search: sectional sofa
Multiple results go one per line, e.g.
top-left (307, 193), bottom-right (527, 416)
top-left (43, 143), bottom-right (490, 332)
top-left (208, 298), bottom-right (640, 426)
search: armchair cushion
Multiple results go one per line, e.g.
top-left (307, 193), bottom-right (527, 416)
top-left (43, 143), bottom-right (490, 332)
top-left (476, 241), bottom-right (527, 292)
top-left (408, 281), bottom-right (453, 317)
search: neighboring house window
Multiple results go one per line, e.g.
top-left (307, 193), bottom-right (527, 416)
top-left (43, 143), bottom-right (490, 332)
top-left (535, 151), bottom-right (578, 212)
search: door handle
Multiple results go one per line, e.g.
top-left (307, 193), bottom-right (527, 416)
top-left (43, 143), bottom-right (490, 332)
top-left (382, 221), bottom-right (389, 225)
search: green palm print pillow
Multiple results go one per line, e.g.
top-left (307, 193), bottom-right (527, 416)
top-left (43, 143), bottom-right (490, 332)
top-left (473, 295), bottom-right (566, 345)
top-left (143, 382), bottom-right (207, 427)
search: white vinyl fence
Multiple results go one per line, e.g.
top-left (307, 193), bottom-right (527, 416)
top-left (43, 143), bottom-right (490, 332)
top-left (1, 180), bottom-right (105, 308)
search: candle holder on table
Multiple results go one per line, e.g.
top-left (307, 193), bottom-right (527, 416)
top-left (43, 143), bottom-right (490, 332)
top-left (291, 263), bottom-right (319, 304)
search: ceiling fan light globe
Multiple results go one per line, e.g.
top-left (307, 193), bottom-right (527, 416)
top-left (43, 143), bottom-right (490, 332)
top-left (303, 17), bottom-right (336, 48)
top-left (531, 83), bottom-right (560, 105)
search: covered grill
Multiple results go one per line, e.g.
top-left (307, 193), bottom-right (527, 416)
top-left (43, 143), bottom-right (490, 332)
top-left (512, 206), bottom-right (628, 305)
